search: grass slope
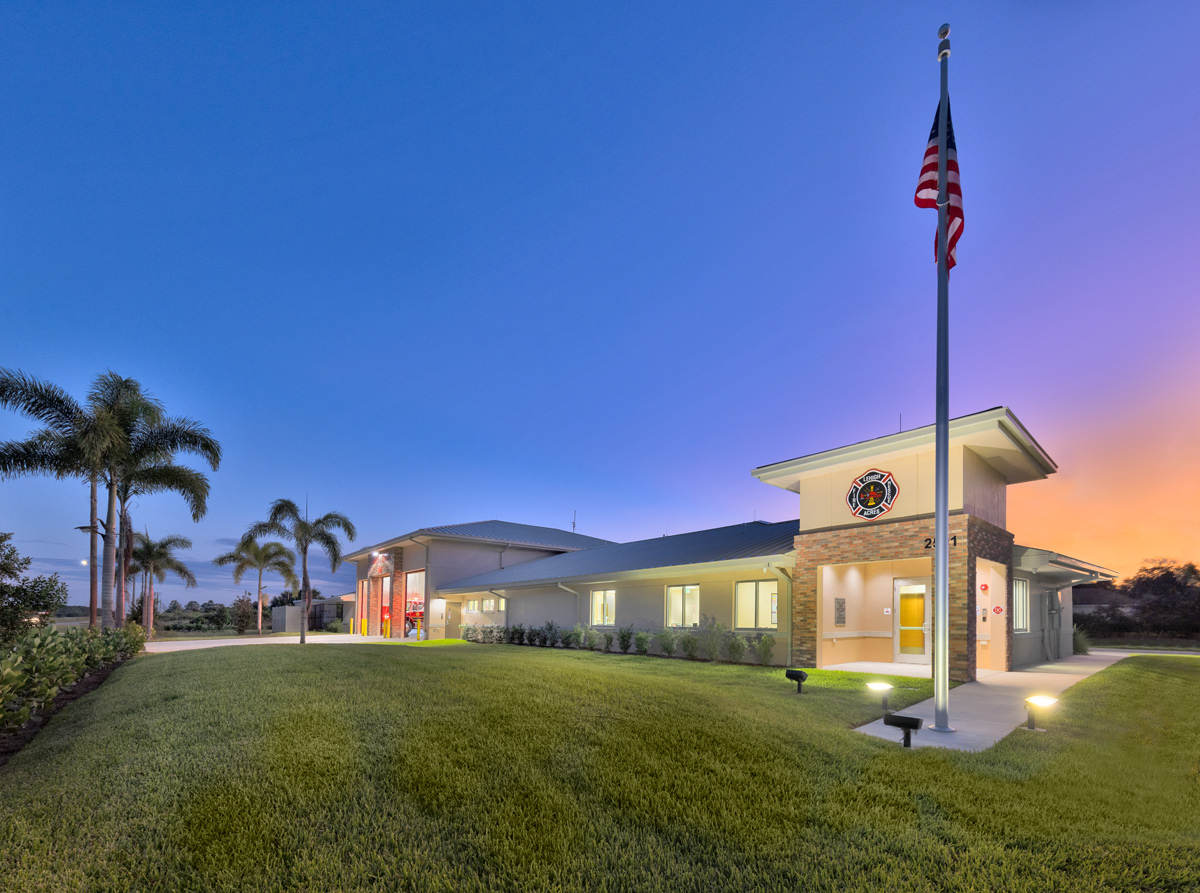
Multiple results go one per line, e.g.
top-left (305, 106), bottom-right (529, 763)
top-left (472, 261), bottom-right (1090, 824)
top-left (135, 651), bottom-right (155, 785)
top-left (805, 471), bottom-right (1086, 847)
top-left (1, 646), bottom-right (1197, 892)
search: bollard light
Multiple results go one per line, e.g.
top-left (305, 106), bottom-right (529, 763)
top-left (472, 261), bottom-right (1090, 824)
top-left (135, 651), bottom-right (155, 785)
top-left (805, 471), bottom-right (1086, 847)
top-left (1024, 695), bottom-right (1058, 731)
top-left (867, 681), bottom-right (894, 712)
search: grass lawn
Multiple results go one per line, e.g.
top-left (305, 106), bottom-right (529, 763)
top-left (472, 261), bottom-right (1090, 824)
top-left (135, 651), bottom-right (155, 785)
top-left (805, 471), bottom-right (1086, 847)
top-left (1, 647), bottom-right (1197, 892)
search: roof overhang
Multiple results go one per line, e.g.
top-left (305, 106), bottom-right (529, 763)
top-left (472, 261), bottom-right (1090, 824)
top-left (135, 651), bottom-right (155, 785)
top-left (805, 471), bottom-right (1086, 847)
top-left (344, 531), bottom-right (580, 564)
top-left (751, 407), bottom-right (1057, 493)
top-left (1012, 545), bottom-right (1117, 588)
top-left (437, 552), bottom-right (795, 596)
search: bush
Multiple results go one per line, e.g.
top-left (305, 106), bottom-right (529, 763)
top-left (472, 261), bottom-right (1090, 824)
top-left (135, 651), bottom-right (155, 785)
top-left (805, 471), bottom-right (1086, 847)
top-left (325, 620), bottom-right (342, 633)
top-left (1, 624), bottom-right (141, 730)
top-left (572, 623), bottom-right (585, 648)
top-left (526, 626), bottom-right (541, 646)
top-left (1073, 625), bottom-right (1091, 655)
top-left (459, 622), bottom-right (476, 642)
top-left (725, 633), bottom-right (748, 663)
top-left (617, 624), bottom-right (634, 653)
top-left (541, 622), bottom-right (560, 647)
top-left (602, 631), bottom-right (614, 653)
top-left (698, 614), bottom-right (727, 661)
top-left (753, 634), bottom-right (776, 667)
top-left (681, 632), bottom-right (699, 660)
top-left (656, 628), bottom-right (679, 658)
top-left (1074, 606), bottom-right (1137, 639)
top-left (584, 629), bottom-right (600, 651)
top-left (634, 630), bottom-right (651, 656)
top-left (509, 623), bottom-right (525, 645)
top-left (232, 595), bottom-right (255, 635)
top-left (0, 533), bottom-right (69, 645)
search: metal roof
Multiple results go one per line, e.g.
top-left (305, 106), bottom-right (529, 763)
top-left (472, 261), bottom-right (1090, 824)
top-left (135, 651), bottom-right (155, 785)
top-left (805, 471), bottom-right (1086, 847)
top-left (441, 519), bottom-right (799, 592)
top-left (1012, 545), bottom-right (1117, 587)
top-left (344, 520), bottom-right (616, 562)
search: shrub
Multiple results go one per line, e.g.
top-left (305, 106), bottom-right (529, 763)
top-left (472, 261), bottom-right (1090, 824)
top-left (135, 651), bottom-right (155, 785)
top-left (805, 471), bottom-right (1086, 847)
top-left (324, 620), bottom-right (342, 633)
top-left (573, 623), bottom-right (586, 648)
top-left (698, 614), bottom-right (727, 661)
top-left (0, 533), bottom-right (69, 645)
top-left (584, 629), bottom-right (600, 651)
top-left (1073, 624), bottom-right (1091, 655)
top-left (542, 621), bottom-right (560, 647)
top-left (526, 627), bottom-right (541, 646)
top-left (232, 595), bottom-right (255, 635)
top-left (617, 625), bottom-right (635, 654)
top-left (725, 633), bottom-right (748, 663)
top-left (656, 628), bottom-right (679, 658)
top-left (560, 626), bottom-right (576, 648)
top-left (753, 634), bottom-right (776, 667)
top-left (634, 630), bottom-right (652, 656)
top-left (1, 624), bottom-right (141, 730)
top-left (681, 632), bottom-right (699, 660)
top-left (459, 622), bottom-right (475, 642)
top-left (603, 631), bottom-right (614, 653)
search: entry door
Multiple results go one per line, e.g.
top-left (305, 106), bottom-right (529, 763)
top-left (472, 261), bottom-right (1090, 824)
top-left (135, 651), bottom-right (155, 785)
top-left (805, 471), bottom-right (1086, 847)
top-left (445, 602), bottom-right (461, 640)
top-left (893, 579), bottom-right (931, 664)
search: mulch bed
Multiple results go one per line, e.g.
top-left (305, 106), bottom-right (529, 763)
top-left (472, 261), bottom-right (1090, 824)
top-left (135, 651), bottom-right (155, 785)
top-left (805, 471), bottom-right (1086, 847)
top-left (0, 657), bottom-right (129, 768)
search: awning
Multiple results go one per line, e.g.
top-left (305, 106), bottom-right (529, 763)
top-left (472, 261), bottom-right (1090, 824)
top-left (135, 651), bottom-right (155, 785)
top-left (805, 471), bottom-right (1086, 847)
top-left (1011, 546), bottom-right (1117, 588)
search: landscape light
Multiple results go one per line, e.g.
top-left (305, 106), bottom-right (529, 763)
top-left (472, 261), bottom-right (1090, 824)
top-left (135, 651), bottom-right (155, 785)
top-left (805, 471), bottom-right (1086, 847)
top-left (1024, 695), bottom-right (1058, 731)
top-left (867, 681), bottom-right (894, 712)
top-left (785, 668), bottom-right (809, 694)
top-left (80, 560), bottom-right (87, 566)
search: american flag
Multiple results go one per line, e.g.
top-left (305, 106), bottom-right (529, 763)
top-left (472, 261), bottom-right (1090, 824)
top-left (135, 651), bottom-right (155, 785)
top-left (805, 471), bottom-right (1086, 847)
top-left (914, 100), bottom-right (963, 269)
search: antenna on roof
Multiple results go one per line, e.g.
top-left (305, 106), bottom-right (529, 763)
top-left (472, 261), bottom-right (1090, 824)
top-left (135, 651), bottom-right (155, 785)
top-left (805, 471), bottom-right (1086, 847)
top-left (572, 510), bottom-right (576, 533)
top-left (899, 413), bottom-right (902, 432)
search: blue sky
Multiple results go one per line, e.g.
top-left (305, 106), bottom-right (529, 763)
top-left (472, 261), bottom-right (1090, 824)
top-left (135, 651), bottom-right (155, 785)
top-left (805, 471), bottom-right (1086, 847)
top-left (3, 2), bottom-right (1199, 604)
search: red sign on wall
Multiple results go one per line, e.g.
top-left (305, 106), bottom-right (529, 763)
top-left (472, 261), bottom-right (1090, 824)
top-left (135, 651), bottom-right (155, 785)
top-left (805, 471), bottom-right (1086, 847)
top-left (992, 605), bottom-right (1004, 615)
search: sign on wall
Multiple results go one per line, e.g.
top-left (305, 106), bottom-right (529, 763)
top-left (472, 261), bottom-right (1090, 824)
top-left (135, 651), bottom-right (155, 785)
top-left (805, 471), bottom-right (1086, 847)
top-left (846, 469), bottom-right (900, 520)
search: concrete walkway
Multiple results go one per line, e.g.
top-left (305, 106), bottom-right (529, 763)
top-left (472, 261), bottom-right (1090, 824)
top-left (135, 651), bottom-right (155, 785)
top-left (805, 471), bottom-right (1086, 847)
top-left (145, 634), bottom-right (394, 653)
top-left (855, 650), bottom-right (1161, 752)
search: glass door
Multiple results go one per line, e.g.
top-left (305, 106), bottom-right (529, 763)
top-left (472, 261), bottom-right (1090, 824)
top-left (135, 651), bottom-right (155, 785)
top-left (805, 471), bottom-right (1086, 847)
top-left (893, 579), bottom-right (931, 664)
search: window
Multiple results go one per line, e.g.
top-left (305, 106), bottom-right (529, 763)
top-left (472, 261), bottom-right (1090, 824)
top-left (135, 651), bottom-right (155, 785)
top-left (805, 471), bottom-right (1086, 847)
top-left (735, 580), bottom-right (778, 629)
top-left (666, 585), bottom-right (700, 627)
top-left (499, 597), bottom-right (507, 611)
top-left (482, 597), bottom-right (496, 613)
top-left (467, 599), bottom-right (479, 613)
top-left (1013, 578), bottom-right (1030, 632)
top-left (406, 570), bottom-right (426, 615)
top-left (591, 589), bottom-right (615, 626)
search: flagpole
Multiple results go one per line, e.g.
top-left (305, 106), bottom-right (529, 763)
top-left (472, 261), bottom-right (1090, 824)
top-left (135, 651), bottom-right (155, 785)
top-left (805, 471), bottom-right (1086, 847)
top-left (931, 22), bottom-right (954, 733)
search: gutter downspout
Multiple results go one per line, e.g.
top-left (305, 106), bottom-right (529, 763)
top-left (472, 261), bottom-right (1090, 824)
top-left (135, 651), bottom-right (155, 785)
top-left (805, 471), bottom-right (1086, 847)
top-left (498, 544), bottom-right (511, 569)
top-left (557, 582), bottom-right (582, 628)
top-left (414, 536), bottom-right (433, 641)
top-left (765, 563), bottom-right (793, 667)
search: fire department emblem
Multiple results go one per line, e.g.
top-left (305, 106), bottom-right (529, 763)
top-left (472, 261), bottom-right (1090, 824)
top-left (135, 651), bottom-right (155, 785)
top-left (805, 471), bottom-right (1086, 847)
top-left (846, 469), bottom-right (899, 520)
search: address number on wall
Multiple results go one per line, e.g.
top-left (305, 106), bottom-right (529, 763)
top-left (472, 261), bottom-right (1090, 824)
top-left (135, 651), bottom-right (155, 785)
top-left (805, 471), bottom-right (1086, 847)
top-left (923, 536), bottom-right (957, 549)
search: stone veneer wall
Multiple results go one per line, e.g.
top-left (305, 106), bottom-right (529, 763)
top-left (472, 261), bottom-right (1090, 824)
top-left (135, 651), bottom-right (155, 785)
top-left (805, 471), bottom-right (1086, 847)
top-left (792, 513), bottom-right (1013, 682)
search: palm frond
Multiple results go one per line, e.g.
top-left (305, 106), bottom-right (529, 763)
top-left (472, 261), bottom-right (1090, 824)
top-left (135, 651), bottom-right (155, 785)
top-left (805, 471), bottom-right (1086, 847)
top-left (315, 511), bottom-right (357, 542)
top-left (125, 463), bottom-right (211, 521)
top-left (0, 368), bottom-right (83, 432)
top-left (310, 527), bottom-right (344, 572)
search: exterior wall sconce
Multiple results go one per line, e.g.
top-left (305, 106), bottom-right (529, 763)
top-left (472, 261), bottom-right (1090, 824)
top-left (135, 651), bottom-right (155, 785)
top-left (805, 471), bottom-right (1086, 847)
top-left (1024, 695), bottom-right (1058, 731)
top-left (867, 681), bottom-right (894, 712)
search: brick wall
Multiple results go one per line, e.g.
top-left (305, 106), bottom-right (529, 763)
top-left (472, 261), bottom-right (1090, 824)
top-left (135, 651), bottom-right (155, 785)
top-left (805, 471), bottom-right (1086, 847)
top-left (793, 512), bottom-right (1013, 682)
top-left (389, 549), bottom-right (404, 638)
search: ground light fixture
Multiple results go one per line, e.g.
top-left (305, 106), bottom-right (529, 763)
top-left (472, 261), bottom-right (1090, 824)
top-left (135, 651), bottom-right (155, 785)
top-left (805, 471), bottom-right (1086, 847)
top-left (867, 681), bottom-right (894, 712)
top-left (1024, 695), bottom-right (1058, 731)
top-left (785, 668), bottom-right (809, 693)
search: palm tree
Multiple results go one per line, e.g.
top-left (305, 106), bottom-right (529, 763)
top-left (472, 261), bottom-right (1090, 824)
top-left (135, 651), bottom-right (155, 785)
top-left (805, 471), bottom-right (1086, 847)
top-left (90, 372), bottom-right (220, 629)
top-left (128, 532), bottom-right (197, 637)
top-left (241, 500), bottom-right (355, 644)
top-left (114, 458), bottom-right (212, 625)
top-left (0, 369), bottom-right (123, 627)
top-left (212, 538), bottom-right (298, 635)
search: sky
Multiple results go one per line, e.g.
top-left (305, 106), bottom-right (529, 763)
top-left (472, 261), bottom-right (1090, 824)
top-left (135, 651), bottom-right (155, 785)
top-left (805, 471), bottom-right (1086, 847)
top-left (2, 2), bottom-right (1198, 606)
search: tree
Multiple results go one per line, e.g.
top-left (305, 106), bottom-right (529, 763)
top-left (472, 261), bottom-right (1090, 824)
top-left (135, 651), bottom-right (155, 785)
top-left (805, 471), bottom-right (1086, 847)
top-left (231, 594), bottom-right (255, 635)
top-left (242, 500), bottom-right (355, 644)
top-left (1124, 560), bottom-right (1200, 637)
top-left (89, 373), bottom-right (219, 630)
top-left (0, 369), bottom-right (123, 628)
top-left (128, 533), bottom-right (197, 637)
top-left (0, 532), bottom-right (69, 644)
top-left (212, 538), bottom-right (297, 636)
top-left (165, 599), bottom-right (182, 614)
top-left (184, 600), bottom-right (201, 612)
top-left (114, 457), bottom-right (211, 625)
